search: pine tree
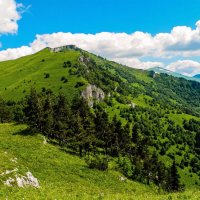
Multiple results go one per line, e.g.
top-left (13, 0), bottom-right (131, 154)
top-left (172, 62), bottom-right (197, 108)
top-left (94, 108), bottom-right (111, 155)
top-left (53, 93), bottom-right (70, 144)
top-left (43, 94), bottom-right (54, 137)
top-left (70, 97), bottom-right (96, 156)
top-left (0, 96), bottom-right (11, 123)
top-left (168, 160), bottom-right (181, 192)
top-left (119, 122), bottom-right (131, 153)
top-left (24, 88), bottom-right (43, 131)
top-left (71, 111), bottom-right (85, 157)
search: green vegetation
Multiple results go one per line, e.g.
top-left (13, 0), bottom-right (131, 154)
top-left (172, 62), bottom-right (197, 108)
top-left (0, 46), bottom-right (200, 198)
top-left (0, 123), bottom-right (200, 200)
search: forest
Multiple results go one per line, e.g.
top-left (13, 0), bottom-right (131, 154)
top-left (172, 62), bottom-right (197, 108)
top-left (1, 86), bottom-right (200, 192)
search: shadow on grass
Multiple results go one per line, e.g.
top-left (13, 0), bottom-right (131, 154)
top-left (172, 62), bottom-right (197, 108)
top-left (48, 140), bottom-right (79, 156)
top-left (13, 127), bottom-right (38, 137)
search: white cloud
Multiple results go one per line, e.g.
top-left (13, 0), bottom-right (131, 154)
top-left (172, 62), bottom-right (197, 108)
top-left (0, 46), bottom-right (32, 61)
top-left (113, 57), bottom-right (164, 69)
top-left (30, 32), bottom-right (156, 59)
top-left (0, 0), bottom-right (23, 34)
top-left (1, 20), bottom-right (200, 76)
top-left (166, 60), bottom-right (200, 76)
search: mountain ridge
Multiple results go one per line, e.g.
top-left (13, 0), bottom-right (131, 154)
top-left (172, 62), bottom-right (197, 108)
top-left (148, 66), bottom-right (200, 83)
top-left (0, 46), bottom-right (200, 197)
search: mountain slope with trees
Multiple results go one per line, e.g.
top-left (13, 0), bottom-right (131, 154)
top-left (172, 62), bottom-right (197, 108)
top-left (0, 45), bottom-right (200, 197)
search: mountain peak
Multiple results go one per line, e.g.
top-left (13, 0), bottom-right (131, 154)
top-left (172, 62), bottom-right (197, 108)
top-left (49, 45), bottom-right (80, 52)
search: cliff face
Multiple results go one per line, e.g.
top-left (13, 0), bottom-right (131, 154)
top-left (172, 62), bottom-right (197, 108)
top-left (81, 84), bottom-right (105, 107)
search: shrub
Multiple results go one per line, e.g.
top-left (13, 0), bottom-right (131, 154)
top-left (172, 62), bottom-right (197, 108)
top-left (75, 81), bottom-right (85, 88)
top-left (44, 73), bottom-right (50, 78)
top-left (85, 156), bottom-right (108, 171)
top-left (118, 156), bottom-right (133, 178)
top-left (60, 76), bottom-right (68, 83)
top-left (63, 61), bottom-right (72, 68)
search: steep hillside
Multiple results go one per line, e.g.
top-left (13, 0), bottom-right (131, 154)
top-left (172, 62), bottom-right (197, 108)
top-left (0, 46), bottom-right (86, 101)
top-left (1, 45), bottom-right (200, 197)
top-left (1, 46), bottom-right (200, 115)
top-left (0, 123), bottom-right (200, 200)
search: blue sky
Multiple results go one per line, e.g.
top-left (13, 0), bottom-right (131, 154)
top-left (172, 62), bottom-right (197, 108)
top-left (2, 0), bottom-right (200, 49)
top-left (1, 0), bottom-right (200, 76)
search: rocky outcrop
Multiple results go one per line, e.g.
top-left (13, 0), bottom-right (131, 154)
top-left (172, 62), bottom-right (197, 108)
top-left (128, 102), bottom-right (136, 108)
top-left (1, 154), bottom-right (40, 188)
top-left (4, 171), bottom-right (40, 188)
top-left (4, 177), bottom-right (15, 186)
top-left (79, 55), bottom-right (91, 64)
top-left (49, 45), bottom-right (80, 53)
top-left (81, 85), bottom-right (105, 107)
top-left (16, 172), bottom-right (40, 188)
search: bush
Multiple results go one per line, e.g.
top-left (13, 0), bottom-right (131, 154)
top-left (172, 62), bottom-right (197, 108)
top-left (60, 76), bottom-right (68, 83)
top-left (63, 61), bottom-right (71, 68)
top-left (85, 156), bottom-right (108, 171)
top-left (118, 156), bottom-right (133, 178)
top-left (44, 73), bottom-right (50, 79)
top-left (75, 81), bottom-right (85, 88)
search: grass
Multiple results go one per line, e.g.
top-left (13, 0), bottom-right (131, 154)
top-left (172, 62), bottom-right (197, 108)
top-left (0, 123), bottom-right (199, 199)
top-left (0, 48), bottom-right (86, 101)
top-left (167, 113), bottom-right (200, 126)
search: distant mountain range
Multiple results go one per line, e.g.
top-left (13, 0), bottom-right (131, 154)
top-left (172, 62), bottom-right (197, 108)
top-left (193, 74), bottom-right (200, 79)
top-left (148, 67), bottom-right (200, 83)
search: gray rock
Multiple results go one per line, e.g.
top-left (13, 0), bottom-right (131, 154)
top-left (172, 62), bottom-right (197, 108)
top-left (119, 176), bottom-right (127, 182)
top-left (4, 177), bottom-right (15, 187)
top-left (81, 84), bottom-right (105, 107)
top-left (16, 172), bottom-right (40, 188)
top-left (49, 45), bottom-right (79, 53)
top-left (128, 102), bottom-right (136, 108)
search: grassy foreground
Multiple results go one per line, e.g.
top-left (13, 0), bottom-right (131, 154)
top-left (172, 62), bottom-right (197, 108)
top-left (0, 123), bottom-right (199, 200)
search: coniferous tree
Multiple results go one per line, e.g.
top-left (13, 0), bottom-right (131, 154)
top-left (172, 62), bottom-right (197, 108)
top-left (0, 97), bottom-right (11, 123)
top-left (53, 93), bottom-right (70, 144)
top-left (24, 88), bottom-right (43, 131)
top-left (94, 108), bottom-right (111, 155)
top-left (71, 111), bottom-right (85, 156)
top-left (119, 122), bottom-right (131, 153)
top-left (43, 94), bottom-right (54, 137)
top-left (168, 160), bottom-right (181, 192)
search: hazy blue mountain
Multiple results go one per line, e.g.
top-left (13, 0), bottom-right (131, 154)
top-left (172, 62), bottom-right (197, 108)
top-left (148, 67), bottom-right (200, 83)
top-left (193, 74), bottom-right (200, 79)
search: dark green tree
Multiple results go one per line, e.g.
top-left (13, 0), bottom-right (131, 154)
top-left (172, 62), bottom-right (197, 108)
top-left (24, 88), bottom-right (43, 131)
top-left (0, 96), bottom-right (11, 123)
top-left (168, 160), bottom-right (182, 192)
top-left (53, 93), bottom-right (70, 145)
top-left (43, 94), bottom-right (54, 137)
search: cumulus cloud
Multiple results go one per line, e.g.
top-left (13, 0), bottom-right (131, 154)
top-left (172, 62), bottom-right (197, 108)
top-left (113, 57), bottom-right (164, 69)
top-left (30, 32), bottom-right (156, 59)
top-left (1, 20), bottom-right (200, 75)
top-left (0, 0), bottom-right (23, 34)
top-left (0, 46), bottom-right (32, 61)
top-left (166, 60), bottom-right (200, 76)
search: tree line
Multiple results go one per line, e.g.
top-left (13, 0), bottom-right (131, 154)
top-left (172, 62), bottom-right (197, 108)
top-left (0, 88), bottom-right (186, 192)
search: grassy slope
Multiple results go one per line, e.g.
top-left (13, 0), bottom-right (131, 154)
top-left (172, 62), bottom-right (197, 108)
top-left (0, 48), bottom-right (200, 198)
top-left (0, 48), bottom-right (86, 101)
top-left (0, 123), bottom-right (200, 200)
